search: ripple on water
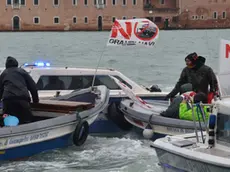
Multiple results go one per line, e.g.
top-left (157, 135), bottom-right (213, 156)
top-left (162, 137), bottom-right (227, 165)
top-left (0, 136), bottom-right (161, 172)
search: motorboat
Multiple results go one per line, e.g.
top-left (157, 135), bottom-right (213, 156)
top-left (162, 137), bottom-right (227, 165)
top-left (151, 39), bottom-right (230, 172)
top-left (111, 77), bottom-right (207, 140)
top-left (0, 85), bottom-right (109, 161)
top-left (0, 61), bottom-right (168, 137)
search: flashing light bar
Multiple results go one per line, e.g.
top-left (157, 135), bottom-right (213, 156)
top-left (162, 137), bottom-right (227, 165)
top-left (24, 61), bottom-right (51, 67)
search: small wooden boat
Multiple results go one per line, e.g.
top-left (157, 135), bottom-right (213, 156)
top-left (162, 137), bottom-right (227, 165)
top-left (0, 85), bottom-right (109, 161)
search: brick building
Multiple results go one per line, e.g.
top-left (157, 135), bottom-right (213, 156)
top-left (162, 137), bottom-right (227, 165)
top-left (0, 0), bottom-right (230, 31)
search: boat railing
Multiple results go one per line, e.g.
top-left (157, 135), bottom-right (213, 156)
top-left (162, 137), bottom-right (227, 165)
top-left (191, 102), bottom-right (214, 143)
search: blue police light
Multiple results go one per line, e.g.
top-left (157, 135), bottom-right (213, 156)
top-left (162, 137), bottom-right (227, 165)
top-left (23, 61), bottom-right (51, 67)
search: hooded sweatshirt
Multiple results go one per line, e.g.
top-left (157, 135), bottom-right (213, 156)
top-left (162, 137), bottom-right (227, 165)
top-left (0, 56), bottom-right (39, 103)
top-left (167, 55), bottom-right (218, 98)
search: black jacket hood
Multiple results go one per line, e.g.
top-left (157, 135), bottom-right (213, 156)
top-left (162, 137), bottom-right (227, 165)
top-left (194, 56), bottom-right (206, 70)
top-left (197, 56), bottom-right (206, 65)
top-left (5, 56), bottom-right (18, 68)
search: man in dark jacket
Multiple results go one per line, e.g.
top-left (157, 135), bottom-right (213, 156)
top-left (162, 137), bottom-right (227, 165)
top-left (165, 52), bottom-right (218, 100)
top-left (0, 56), bottom-right (39, 124)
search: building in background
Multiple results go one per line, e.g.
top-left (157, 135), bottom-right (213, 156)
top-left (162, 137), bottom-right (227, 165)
top-left (178, 0), bottom-right (230, 29)
top-left (144, 0), bottom-right (230, 29)
top-left (0, 0), bottom-right (230, 31)
top-left (0, 0), bottom-right (143, 31)
top-left (143, 0), bottom-right (180, 29)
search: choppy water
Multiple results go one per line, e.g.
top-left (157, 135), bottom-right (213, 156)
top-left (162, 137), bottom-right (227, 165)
top-left (0, 29), bottom-right (230, 172)
top-left (0, 136), bottom-right (161, 172)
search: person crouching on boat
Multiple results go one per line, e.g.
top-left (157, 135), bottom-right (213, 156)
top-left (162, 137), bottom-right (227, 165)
top-left (160, 83), bottom-right (195, 119)
top-left (165, 52), bottom-right (218, 103)
top-left (179, 92), bottom-right (210, 121)
top-left (0, 56), bottom-right (39, 125)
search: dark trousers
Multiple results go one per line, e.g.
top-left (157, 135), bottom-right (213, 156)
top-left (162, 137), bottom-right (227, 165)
top-left (3, 99), bottom-right (33, 125)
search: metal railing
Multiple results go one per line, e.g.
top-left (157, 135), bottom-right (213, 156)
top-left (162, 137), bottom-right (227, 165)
top-left (191, 102), bottom-right (214, 143)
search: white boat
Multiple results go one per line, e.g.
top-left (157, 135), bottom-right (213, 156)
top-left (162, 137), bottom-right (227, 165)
top-left (104, 18), bottom-right (207, 140)
top-left (151, 39), bottom-right (230, 172)
top-left (0, 18), bottom-right (167, 138)
top-left (0, 62), bottom-right (168, 136)
top-left (117, 85), bottom-right (208, 139)
top-left (119, 98), bottom-right (206, 139)
top-left (0, 85), bottom-right (109, 161)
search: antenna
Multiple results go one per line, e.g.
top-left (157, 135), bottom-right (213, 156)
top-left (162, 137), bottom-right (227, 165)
top-left (91, 44), bottom-right (107, 89)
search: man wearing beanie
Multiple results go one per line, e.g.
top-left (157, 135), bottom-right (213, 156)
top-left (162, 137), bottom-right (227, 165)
top-left (0, 56), bottom-right (39, 125)
top-left (165, 52), bottom-right (218, 103)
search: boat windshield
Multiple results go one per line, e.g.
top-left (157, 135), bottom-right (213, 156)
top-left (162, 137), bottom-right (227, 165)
top-left (217, 72), bottom-right (230, 97)
top-left (36, 75), bottom-right (132, 90)
top-left (216, 113), bottom-right (230, 146)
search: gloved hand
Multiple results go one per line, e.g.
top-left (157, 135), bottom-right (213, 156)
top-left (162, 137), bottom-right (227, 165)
top-left (33, 98), bottom-right (39, 103)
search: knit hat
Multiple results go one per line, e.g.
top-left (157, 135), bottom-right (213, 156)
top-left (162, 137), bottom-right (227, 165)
top-left (185, 52), bottom-right (198, 64)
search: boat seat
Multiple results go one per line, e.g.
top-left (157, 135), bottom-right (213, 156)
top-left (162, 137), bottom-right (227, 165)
top-left (171, 140), bottom-right (196, 147)
top-left (31, 100), bottom-right (94, 113)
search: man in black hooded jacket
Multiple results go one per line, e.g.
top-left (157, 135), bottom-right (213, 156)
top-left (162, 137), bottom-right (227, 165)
top-left (165, 52), bottom-right (218, 100)
top-left (0, 56), bottom-right (39, 124)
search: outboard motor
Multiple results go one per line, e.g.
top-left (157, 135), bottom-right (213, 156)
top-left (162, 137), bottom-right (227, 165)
top-left (146, 85), bottom-right (162, 92)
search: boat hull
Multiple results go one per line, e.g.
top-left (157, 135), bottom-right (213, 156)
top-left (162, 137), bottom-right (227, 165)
top-left (88, 96), bottom-right (166, 136)
top-left (153, 146), bottom-right (230, 172)
top-left (0, 121), bottom-right (78, 161)
top-left (119, 99), bottom-right (206, 140)
top-left (0, 133), bottom-right (72, 161)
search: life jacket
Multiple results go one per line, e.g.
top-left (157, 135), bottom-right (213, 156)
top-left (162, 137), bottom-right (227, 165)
top-left (179, 91), bottom-right (210, 121)
top-left (179, 103), bottom-right (210, 121)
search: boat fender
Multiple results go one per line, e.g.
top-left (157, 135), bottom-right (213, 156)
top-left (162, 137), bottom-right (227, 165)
top-left (143, 124), bottom-right (154, 139)
top-left (106, 102), bottom-right (133, 131)
top-left (208, 114), bottom-right (216, 147)
top-left (3, 114), bottom-right (19, 127)
top-left (72, 120), bottom-right (89, 146)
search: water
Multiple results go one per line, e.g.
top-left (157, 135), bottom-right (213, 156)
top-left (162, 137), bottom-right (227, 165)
top-left (0, 29), bottom-right (230, 171)
top-left (0, 135), bottom-right (161, 172)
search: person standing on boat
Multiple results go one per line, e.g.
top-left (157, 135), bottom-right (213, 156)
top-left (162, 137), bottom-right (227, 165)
top-left (165, 52), bottom-right (218, 103)
top-left (0, 56), bottom-right (39, 125)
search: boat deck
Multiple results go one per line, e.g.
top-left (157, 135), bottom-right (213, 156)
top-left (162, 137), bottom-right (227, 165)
top-left (31, 100), bottom-right (94, 113)
top-left (195, 147), bottom-right (230, 158)
top-left (170, 134), bottom-right (230, 158)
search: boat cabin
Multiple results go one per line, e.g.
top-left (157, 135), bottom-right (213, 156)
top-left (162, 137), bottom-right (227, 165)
top-left (20, 61), bottom-right (153, 97)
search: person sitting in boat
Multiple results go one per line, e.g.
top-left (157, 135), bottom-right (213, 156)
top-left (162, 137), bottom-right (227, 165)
top-left (165, 52), bottom-right (218, 103)
top-left (160, 83), bottom-right (195, 119)
top-left (179, 92), bottom-right (210, 121)
top-left (0, 56), bottom-right (39, 125)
